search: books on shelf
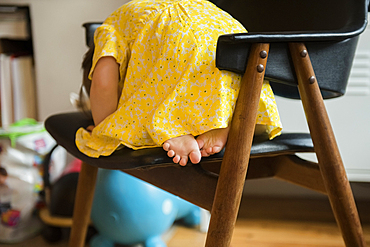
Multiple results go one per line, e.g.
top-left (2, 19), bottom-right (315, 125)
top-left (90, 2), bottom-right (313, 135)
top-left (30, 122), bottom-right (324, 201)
top-left (0, 19), bottom-right (29, 40)
top-left (0, 54), bottom-right (37, 127)
top-left (0, 6), bottom-right (29, 40)
top-left (12, 55), bottom-right (37, 122)
top-left (0, 5), bottom-right (36, 128)
top-left (0, 54), bottom-right (13, 127)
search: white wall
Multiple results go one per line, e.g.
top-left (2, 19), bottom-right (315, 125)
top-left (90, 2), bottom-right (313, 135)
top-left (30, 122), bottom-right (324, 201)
top-left (0, 0), bottom-right (129, 120)
top-left (274, 17), bottom-right (370, 183)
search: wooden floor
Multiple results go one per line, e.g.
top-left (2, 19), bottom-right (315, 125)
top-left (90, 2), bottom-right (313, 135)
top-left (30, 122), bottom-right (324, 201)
top-left (2, 197), bottom-right (370, 247)
top-left (167, 197), bottom-right (370, 247)
top-left (168, 221), bottom-right (370, 247)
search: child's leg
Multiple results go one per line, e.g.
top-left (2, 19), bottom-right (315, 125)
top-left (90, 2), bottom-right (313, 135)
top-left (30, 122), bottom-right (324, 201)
top-left (163, 135), bottom-right (201, 166)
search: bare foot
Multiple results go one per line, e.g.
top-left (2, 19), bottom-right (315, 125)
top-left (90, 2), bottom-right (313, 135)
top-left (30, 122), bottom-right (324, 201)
top-left (196, 127), bottom-right (229, 157)
top-left (163, 135), bottom-right (202, 166)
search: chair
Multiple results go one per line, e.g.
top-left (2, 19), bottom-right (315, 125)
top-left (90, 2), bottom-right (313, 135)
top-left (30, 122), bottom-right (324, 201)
top-left (45, 0), bottom-right (370, 246)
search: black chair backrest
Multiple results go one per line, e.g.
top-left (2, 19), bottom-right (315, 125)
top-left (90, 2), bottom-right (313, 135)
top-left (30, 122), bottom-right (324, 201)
top-left (210, 0), bottom-right (368, 34)
top-left (83, 23), bottom-right (102, 47)
top-left (211, 0), bottom-right (369, 99)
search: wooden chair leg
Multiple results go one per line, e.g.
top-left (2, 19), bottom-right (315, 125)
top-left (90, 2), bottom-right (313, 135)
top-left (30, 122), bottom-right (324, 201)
top-left (205, 43), bottom-right (270, 247)
top-left (289, 42), bottom-right (366, 247)
top-left (68, 162), bottom-right (98, 247)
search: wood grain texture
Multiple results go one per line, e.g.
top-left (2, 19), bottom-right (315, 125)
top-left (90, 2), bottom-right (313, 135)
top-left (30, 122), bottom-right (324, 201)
top-left (68, 162), bottom-right (98, 247)
top-left (289, 42), bottom-right (366, 247)
top-left (169, 214), bottom-right (370, 247)
top-left (205, 43), bottom-right (270, 247)
top-left (4, 197), bottom-right (370, 247)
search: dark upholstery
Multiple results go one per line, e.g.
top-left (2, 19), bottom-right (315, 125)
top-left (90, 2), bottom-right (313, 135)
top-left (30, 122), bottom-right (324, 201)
top-left (210, 0), bottom-right (368, 35)
top-left (83, 23), bottom-right (101, 47)
top-left (45, 112), bottom-right (314, 170)
top-left (211, 0), bottom-right (369, 99)
top-left (216, 37), bottom-right (359, 99)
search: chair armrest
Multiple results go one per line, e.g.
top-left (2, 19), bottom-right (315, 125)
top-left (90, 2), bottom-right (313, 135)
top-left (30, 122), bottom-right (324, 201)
top-left (219, 27), bottom-right (367, 43)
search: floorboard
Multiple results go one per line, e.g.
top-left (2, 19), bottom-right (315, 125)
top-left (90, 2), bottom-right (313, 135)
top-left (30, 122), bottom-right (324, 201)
top-left (2, 197), bottom-right (369, 247)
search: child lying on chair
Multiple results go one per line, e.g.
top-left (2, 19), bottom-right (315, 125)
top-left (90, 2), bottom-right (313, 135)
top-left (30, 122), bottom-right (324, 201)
top-left (75, 0), bottom-right (282, 166)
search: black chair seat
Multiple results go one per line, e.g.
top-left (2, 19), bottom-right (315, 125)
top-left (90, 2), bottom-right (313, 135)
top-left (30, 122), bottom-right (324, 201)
top-left (45, 112), bottom-right (314, 170)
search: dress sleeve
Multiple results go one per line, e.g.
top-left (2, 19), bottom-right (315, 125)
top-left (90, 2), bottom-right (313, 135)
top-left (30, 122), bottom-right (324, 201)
top-left (89, 22), bottom-right (130, 82)
top-left (88, 1), bottom-right (159, 82)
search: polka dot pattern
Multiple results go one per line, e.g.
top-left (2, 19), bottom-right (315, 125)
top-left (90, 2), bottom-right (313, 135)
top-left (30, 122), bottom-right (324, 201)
top-left (75, 0), bottom-right (282, 158)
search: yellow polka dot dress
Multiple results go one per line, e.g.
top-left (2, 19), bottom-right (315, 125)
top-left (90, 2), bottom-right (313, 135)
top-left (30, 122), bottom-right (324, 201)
top-left (75, 0), bottom-right (283, 158)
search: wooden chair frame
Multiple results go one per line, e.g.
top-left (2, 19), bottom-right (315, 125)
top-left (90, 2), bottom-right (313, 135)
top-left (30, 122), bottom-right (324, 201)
top-left (66, 42), bottom-right (366, 247)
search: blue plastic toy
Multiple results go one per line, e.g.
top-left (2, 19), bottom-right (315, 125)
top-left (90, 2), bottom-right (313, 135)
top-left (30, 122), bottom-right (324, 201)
top-left (90, 169), bottom-right (200, 247)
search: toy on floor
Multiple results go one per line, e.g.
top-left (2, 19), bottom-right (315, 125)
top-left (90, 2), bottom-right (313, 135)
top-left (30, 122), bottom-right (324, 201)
top-left (90, 169), bottom-right (200, 247)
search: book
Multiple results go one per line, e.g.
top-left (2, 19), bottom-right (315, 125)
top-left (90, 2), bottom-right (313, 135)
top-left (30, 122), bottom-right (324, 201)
top-left (0, 6), bottom-right (29, 40)
top-left (0, 54), bottom-right (37, 127)
top-left (11, 55), bottom-right (37, 122)
top-left (0, 6), bottom-right (36, 127)
top-left (0, 53), bottom-right (14, 127)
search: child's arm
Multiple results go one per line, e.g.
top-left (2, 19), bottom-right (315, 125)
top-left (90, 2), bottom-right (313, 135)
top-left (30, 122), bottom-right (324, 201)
top-left (90, 56), bottom-right (120, 126)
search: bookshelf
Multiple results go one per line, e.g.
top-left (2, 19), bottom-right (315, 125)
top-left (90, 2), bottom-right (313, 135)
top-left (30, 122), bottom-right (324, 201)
top-left (0, 5), bottom-right (37, 127)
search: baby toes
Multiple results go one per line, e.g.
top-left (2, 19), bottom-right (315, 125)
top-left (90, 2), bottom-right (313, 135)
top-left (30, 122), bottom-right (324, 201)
top-left (211, 146), bottom-right (222, 154)
top-left (189, 150), bottom-right (201, 164)
top-left (173, 154), bottom-right (181, 164)
top-left (206, 147), bottom-right (214, 154)
top-left (179, 156), bottom-right (188, 166)
top-left (163, 142), bottom-right (171, 151)
top-left (167, 149), bottom-right (175, 158)
top-left (196, 138), bottom-right (205, 150)
top-left (200, 149), bottom-right (210, 157)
